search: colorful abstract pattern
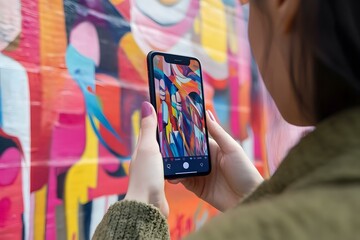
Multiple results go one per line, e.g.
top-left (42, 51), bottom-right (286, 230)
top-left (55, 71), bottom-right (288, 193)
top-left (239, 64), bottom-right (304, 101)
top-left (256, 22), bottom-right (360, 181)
top-left (153, 56), bottom-right (208, 158)
top-left (0, 0), bottom-right (309, 239)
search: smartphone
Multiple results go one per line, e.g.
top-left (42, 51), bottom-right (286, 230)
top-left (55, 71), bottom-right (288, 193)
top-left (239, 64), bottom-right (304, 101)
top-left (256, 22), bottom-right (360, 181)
top-left (147, 51), bottom-right (211, 179)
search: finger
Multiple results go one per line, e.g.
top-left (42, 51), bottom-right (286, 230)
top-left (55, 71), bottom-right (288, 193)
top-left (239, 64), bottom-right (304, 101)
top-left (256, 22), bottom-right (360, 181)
top-left (131, 131), bottom-right (141, 161)
top-left (206, 110), bottom-right (241, 153)
top-left (167, 178), bottom-right (185, 184)
top-left (137, 101), bottom-right (160, 153)
top-left (208, 138), bottom-right (220, 163)
top-left (168, 178), bottom-right (195, 195)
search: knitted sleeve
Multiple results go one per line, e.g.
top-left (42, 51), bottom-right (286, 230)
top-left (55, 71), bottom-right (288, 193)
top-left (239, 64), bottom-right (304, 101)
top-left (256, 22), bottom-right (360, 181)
top-left (92, 200), bottom-right (170, 240)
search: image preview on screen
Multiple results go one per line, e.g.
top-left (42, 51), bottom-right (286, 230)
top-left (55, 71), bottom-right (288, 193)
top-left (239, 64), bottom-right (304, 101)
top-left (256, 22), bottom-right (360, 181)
top-left (153, 55), bottom-right (209, 174)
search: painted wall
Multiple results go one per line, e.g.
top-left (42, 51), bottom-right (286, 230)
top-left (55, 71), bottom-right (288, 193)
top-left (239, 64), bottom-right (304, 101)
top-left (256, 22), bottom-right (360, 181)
top-left (0, 0), bottom-right (307, 239)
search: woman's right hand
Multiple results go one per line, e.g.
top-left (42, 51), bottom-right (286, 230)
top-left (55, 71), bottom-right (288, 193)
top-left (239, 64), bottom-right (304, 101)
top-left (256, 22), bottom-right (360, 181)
top-left (169, 110), bottom-right (263, 212)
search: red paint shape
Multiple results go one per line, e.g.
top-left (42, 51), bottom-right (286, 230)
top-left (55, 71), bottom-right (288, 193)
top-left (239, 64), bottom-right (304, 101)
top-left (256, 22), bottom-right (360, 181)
top-left (118, 47), bottom-right (146, 86)
top-left (254, 161), bottom-right (264, 177)
top-left (0, 148), bottom-right (21, 186)
top-left (28, 71), bottom-right (48, 192)
top-left (88, 143), bottom-right (129, 199)
top-left (96, 74), bottom-right (131, 157)
top-left (87, 86), bottom-right (94, 94)
top-left (50, 112), bottom-right (86, 174)
top-left (203, 71), bottom-right (227, 90)
top-left (55, 79), bottom-right (85, 115)
top-left (112, 0), bottom-right (131, 21)
top-left (0, 198), bottom-right (11, 227)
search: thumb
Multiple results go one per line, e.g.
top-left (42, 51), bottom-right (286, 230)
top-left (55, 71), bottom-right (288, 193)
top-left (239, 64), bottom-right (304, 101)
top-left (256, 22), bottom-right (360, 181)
top-left (206, 110), bottom-right (241, 153)
top-left (137, 101), bottom-right (159, 152)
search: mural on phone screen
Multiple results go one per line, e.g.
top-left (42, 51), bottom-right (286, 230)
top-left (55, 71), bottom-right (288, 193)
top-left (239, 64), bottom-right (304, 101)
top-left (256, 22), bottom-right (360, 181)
top-left (153, 55), bottom-right (208, 164)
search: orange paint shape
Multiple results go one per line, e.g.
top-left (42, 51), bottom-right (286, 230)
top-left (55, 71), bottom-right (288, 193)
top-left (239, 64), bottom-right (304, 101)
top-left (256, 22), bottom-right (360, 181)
top-left (119, 33), bottom-right (147, 82)
top-left (166, 182), bottom-right (218, 240)
top-left (32, 0), bottom-right (68, 191)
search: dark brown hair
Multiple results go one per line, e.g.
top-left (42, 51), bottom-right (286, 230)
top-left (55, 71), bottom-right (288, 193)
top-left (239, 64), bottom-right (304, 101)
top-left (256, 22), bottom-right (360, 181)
top-left (256, 0), bottom-right (360, 122)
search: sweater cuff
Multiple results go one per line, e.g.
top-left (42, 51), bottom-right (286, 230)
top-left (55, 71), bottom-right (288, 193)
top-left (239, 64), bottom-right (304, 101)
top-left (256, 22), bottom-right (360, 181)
top-left (92, 200), bottom-right (169, 240)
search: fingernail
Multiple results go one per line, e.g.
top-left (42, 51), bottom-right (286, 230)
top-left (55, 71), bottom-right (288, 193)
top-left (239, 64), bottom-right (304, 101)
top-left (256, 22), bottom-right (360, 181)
top-left (207, 110), bottom-right (216, 122)
top-left (141, 101), bottom-right (153, 118)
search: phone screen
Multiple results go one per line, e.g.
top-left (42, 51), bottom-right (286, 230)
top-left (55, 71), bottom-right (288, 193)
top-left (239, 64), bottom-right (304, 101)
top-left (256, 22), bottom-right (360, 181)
top-left (149, 53), bottom-right (211, 178)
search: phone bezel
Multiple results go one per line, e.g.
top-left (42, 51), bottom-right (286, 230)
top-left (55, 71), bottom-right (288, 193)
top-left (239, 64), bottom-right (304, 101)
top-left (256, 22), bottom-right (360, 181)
top-left (147, 51), bottom-right (212, 179)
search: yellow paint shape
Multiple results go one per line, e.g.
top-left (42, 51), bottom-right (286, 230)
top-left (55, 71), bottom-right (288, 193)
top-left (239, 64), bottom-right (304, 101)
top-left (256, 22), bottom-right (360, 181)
top-left (194, 17), bottom-right (200, 35)
top-left (128, 110), bottom-right (141, 175)
top-left (200, 0), bottom-right (227, 63)
top-left (226, 8), bottom-right (239, 54)
top-left (120, 33), bottom-right (147, 82)
top-left (166, 114), bottom-right (173, 142)
top-left (34, 185), bottom-right (47, 240)
top-left (122, 161), bottom-right (131, 176)
top-left (159, 0), bottom-right (180, 6)
top-left (132, 110), bottom-right (141, 142)
top-left (65, 117), bottom-right (99, 240)
top-left (110, 0), bottom-right (125, 5)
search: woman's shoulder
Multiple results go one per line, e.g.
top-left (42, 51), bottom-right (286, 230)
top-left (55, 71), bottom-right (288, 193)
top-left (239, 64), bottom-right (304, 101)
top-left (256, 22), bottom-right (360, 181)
top-left (186, 183), bottom-right (360, 240)
top-left (241, 107), bottom-right (360, 206)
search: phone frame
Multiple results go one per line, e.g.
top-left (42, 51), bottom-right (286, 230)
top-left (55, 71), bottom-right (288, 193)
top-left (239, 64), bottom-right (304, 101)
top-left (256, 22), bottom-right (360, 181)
top-left (147, 51), bottom-right (212, 179)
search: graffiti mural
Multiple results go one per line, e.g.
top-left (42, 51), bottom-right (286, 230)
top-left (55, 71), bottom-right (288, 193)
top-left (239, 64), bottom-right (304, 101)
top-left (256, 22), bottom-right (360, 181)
top-left (0, 0), bottom-right (308, 239)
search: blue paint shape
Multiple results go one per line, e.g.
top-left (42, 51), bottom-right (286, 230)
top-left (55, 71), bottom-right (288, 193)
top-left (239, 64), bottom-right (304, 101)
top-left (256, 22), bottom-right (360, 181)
top-left (213, 89), bottom-right (230, 125)
top-left (222, 0), bottom-right (236, 7)
top-left (82, 201), bottom-right (92, 240)
top-left (66, 45), bottom-right (127, 160)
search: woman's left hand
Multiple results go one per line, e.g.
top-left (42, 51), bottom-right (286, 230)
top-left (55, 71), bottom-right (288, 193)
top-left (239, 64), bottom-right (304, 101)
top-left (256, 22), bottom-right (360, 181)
top-left (124, 102), bottom-right (169, 217)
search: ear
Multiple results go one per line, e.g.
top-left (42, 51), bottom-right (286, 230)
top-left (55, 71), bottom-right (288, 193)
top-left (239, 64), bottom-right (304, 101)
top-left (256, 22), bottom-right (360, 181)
top-left (276, 0), bottom-right (301, 33)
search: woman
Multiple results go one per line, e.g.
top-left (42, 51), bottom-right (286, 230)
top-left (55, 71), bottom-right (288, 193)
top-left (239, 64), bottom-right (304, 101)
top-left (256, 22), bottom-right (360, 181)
top-left (93, 0), bottom-right (360, 239)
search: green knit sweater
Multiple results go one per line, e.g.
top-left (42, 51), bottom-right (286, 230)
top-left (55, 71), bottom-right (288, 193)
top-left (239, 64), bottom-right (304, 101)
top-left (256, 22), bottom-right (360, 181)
top-left (93, 107), bottom-right (360, 240)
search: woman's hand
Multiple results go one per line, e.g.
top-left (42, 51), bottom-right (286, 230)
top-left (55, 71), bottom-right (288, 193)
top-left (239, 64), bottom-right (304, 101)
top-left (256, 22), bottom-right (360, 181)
top-left (169, 110), bottom-right (263, 212)
top-left (124, 102), bottom-right (169, 217)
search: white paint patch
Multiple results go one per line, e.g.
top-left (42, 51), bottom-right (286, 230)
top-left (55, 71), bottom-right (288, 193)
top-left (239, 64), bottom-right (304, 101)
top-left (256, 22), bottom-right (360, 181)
top-left (0, 53), bottom-right (31, 240)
